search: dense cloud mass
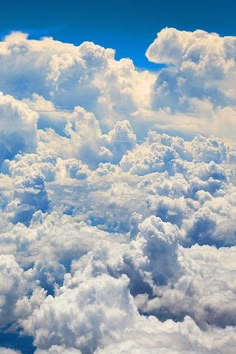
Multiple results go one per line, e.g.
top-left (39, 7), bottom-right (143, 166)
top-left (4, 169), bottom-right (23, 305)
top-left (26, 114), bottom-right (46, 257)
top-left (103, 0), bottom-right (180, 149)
top-left (0, 28), bottom-right (236, 353)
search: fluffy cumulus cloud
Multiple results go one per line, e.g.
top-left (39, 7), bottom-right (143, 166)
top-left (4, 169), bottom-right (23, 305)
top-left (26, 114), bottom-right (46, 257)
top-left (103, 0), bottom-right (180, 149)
top-left (145, 28), bottom-right (236, 140)
top-left (0, 27), bottom-right (236, 353)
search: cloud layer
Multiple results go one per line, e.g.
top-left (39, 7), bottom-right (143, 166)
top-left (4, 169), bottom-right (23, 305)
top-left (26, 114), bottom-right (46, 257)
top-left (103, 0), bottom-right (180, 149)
top-left (0, 28), bottom-right (235, 353)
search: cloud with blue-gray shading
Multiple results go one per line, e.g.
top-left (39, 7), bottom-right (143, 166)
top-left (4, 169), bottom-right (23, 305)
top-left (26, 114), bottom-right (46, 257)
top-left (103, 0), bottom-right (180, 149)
top-left (0, 28), bottom-right (236, 354)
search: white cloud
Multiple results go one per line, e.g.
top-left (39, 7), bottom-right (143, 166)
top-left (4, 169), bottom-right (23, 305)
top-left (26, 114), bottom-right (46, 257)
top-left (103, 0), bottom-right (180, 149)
top-left (0, 33), bottom-right (155, 132)
top-left (0, 28), bottom-right (236, 354)
top-left (0, 29), bottom-right (236, 141)
top-left (35, 347), bottom-right (81, 354)
top-left (0, 255), bottom-right (25, 326)
top-left (136, 245), bottom-right (236, 328)
top-left (95, 315), bottom-right (236, 354)
top-left (145, 28), bottom-right (236, 140)
top-left (146, 28), bottom-right (236, 102)
top-left (0, 349), bottom-right (21, 354)
top-left (23, 274), bottom-right (136, 352)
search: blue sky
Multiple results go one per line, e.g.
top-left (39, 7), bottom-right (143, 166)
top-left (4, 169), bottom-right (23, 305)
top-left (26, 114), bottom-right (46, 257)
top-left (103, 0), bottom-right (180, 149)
top-left (1, 0), bottom-right (236, 68)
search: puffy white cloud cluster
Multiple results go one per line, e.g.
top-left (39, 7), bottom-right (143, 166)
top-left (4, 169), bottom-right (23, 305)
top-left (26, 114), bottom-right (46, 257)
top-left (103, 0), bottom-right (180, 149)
top-left (0, 32), bottom-right (155, 133)
top-left (146, 27), bottom-right (236, 105)
top-left (0, 28), bottom-right (236, 353)
top-left (145, 28), bottom-right (236, 140)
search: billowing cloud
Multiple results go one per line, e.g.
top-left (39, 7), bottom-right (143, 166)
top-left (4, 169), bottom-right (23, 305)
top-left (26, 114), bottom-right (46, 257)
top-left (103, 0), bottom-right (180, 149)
top-left (0, 32), bottom-right (155, 133)
top-left (145, 28), bottom-right (236, 140)
top-left (0, 27), bottom-right (235, 354)
top-left (146, 27), bottom-right (236, 106)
